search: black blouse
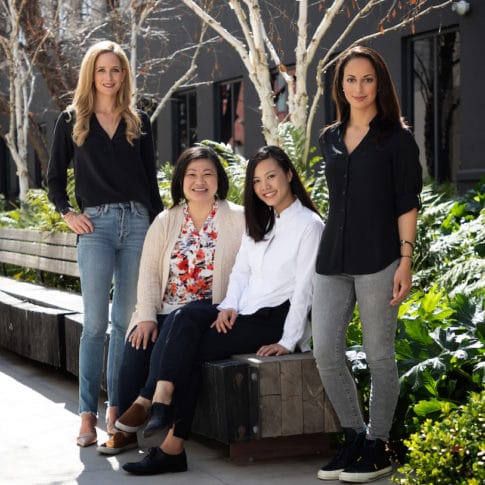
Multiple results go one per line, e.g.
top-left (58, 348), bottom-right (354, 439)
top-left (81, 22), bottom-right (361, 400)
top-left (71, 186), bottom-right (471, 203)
top-left (47, 110), bottom-right (163, 221)
top-left (316, 118), bottom-right (422, 275)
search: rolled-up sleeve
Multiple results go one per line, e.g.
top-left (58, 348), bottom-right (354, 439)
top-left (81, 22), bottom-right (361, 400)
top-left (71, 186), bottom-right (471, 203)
top-left (393, 129), bottom-right (423, 216)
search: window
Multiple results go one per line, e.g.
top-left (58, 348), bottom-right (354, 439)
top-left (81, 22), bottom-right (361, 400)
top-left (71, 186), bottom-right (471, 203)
top-left (271, 69), bottom-right (295, 122)
top-left (404, 28), bottom-right (461, 182)
top-left (172, 90), bottom-right (197, 161)
top-left (216, 80), bottom-right (244, 154)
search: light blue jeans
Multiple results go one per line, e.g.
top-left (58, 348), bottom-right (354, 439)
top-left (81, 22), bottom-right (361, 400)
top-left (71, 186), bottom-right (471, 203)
top-left (312, 260), bottom-right (400, 442)
top-left (77, 201), bottom-right (149, 415)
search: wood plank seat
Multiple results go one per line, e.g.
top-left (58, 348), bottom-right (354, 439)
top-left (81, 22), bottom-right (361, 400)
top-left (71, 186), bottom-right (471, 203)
top-left (0, 276), bottom-right (84, 313)
top-left (0, 227), bottom-right (79, 277)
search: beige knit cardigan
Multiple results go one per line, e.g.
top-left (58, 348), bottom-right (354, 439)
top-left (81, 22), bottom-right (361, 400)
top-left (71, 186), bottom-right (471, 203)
top-left (127, 200), bottom-right (245, 334)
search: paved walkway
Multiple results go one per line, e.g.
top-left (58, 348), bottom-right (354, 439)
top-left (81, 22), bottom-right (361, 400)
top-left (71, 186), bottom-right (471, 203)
top-left (0, 349), bottom-right (396, 485)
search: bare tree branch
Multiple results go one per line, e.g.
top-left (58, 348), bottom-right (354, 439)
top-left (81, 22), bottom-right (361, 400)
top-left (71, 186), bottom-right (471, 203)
top-left (150, 21), bottom-right (209, 123)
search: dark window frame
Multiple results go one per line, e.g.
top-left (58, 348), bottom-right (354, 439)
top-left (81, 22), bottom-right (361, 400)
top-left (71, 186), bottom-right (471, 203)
top-left (403, 25), bottom-right (461, 182)
top-left (171, 89), bottom-right (198, 162)
top-left (214, 78), bottom-right (244, 152)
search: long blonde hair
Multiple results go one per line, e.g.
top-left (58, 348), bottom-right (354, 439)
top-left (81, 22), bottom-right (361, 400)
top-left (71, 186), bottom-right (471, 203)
top-left (67, 40), bottom-right (141, 146)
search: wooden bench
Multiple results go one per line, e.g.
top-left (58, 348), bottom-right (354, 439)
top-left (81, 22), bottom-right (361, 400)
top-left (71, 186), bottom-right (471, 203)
top-left (192, 353), bottom-right (339, 461)
top-left (0, 227), bottom-right (339, 460)
top-left (0, 226), bottom-right (79, 277)
top-left (0, 227), bottom-right (103, 385)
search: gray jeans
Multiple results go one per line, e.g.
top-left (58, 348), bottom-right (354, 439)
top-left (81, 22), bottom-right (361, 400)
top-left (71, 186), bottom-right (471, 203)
top-left (312, 260), bottom-right (400, 441)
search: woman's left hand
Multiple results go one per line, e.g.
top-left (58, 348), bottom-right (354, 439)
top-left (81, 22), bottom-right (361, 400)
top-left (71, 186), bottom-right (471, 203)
top-left (211, 308), bottom-right (238, 333)
top-left (256, 343), bottom-right (290, 357)
top-left (390, 259), bottom-right (412, 306)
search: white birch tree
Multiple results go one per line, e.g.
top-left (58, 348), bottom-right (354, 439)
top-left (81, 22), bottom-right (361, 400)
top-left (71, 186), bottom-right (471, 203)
top-left (180, 0), bottom-right (453, 160)
top-left (0, 0), bottom-right (43, 202)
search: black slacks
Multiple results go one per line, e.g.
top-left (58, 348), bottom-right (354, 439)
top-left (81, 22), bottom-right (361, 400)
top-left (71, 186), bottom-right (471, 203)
top-left (116, 312), bottom-right (175, 415)
top-left (155, 299), bottom-right (290, 439)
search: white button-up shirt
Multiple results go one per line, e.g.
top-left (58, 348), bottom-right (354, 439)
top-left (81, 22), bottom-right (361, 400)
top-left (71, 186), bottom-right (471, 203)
top-left (218, 198), bottom-right (324, 352)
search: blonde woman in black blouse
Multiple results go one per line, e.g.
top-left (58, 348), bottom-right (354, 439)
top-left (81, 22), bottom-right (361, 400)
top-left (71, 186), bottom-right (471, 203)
top-left (47, 40), bottom-right (163, 447)
top-left (312, 46), bottom-right (422, 483)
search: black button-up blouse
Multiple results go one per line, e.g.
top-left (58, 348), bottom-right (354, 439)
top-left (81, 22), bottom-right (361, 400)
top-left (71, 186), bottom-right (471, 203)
top-left (316, 118), bottom-right (422, 275)
top-left (47, 110), bottom-right (163, 221)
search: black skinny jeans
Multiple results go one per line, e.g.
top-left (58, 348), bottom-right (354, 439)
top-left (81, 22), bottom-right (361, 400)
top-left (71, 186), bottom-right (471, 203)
top-left (154, 299), bottom-right (290, 439)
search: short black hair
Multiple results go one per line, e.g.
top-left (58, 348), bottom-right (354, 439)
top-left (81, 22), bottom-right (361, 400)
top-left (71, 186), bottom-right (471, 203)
top-left (171, 145), bottom-right (229, 206)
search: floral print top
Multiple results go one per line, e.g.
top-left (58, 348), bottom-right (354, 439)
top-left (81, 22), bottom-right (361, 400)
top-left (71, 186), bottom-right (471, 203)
top-left (162, 201), bottom-right (218, 308)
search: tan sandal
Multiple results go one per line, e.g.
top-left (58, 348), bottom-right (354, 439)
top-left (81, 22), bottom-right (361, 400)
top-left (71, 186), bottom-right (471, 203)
top-left (77, 412), bottom-right (97, 447)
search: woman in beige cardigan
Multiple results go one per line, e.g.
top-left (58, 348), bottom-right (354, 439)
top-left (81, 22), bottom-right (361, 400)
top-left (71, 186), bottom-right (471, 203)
top-left (97, 145), bottom-right (244, 454)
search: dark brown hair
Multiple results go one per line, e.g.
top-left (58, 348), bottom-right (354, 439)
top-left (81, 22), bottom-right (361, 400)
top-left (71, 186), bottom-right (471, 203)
top-left (171, 146), bottom-right (229, 206)
top-left (332, 45), bottom-right (405, 128)
top-left (244, 146), bottom-right (320, 242)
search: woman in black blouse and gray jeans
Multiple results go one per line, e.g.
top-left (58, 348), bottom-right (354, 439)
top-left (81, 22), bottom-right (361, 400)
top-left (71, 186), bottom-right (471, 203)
top-left (47, 41), bottom-right (163, 447)
top-left (312, 46), bottom-right (422, 483)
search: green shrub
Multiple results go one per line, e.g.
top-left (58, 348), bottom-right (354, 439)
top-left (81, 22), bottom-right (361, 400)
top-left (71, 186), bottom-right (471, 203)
top-left (394, 390), bottom-right (485, 484)
top-left (414, 178), bottom-right (485, 297)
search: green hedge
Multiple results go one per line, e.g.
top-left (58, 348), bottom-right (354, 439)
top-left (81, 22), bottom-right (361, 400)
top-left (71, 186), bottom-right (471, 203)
top-left (394, 390), bottom-right (485, 484)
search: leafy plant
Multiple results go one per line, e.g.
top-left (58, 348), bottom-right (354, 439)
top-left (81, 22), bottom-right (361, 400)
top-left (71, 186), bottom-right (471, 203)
top-left (0, 189), bottom-right (68, 231)
top-left (156, 160), bottom-right (175, 208)
top-left (393, 390), bottom-right (485, 484)
top-left (0, 169), bottom-right (78, 232)
top-left (394, 289), bottom-right (484, 438)
top-left (414, 178), bottom-right (485, 296)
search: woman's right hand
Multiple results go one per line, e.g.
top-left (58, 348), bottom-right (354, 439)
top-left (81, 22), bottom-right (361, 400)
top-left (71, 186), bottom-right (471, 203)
top-left (128, 321), bottom-right (158, 350)
top-left (63, 211), bottom-right (94, 234)
top-left (211, 308), bottom-right (238, 333)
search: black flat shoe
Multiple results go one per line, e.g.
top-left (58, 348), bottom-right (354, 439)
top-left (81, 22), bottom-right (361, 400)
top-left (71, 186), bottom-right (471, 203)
top-left (143, 402), bottom-right (174, 438)
top-left (122, 447), bottom-right (187, 475)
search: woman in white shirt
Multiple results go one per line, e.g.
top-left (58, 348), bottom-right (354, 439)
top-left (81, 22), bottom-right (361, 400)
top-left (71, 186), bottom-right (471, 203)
top-left (122, 145), bottom-right (324, 476)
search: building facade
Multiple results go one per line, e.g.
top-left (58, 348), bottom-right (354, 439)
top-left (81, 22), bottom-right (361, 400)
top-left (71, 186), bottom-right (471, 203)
top-left (1, 1), bottom-right (483, 202)
top-left (155, 0), bottom-right (484, 191)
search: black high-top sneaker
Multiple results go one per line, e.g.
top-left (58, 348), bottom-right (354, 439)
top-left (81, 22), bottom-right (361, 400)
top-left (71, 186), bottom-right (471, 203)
top-left (317, 428), bottom-right (366, 480)
top-left (339, 438), bottom-right (392, 483)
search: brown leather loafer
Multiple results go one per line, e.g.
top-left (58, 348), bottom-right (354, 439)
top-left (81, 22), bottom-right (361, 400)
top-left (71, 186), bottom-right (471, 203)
top-left (97, 431), bottom-right (137, 455)
top-left (115, 403), bottom-right (149, 433)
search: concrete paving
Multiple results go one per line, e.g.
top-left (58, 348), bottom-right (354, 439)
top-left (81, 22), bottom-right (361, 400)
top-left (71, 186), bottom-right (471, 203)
top-left (0, 349), bottom-right (396, 485)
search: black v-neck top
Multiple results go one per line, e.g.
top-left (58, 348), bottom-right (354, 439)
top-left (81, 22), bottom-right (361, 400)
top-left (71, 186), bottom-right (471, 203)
top-left (47, 110), bottom-right (163, 220)
top-left (316, 118), bottom-right (422, 275)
